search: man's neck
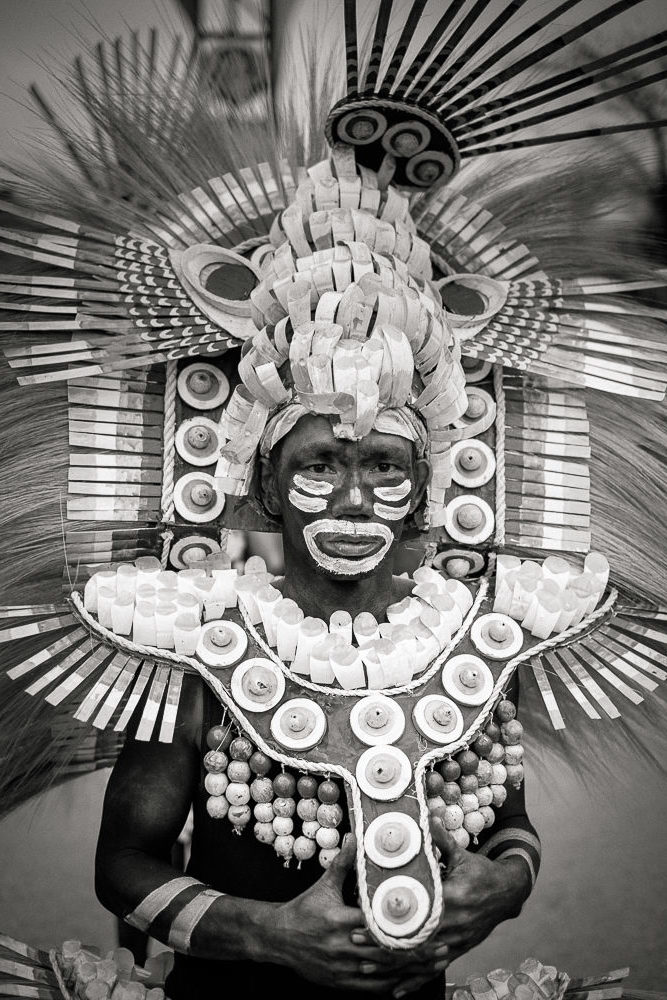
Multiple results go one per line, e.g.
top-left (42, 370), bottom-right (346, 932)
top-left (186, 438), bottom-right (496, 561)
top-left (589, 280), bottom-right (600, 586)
top-left (279, 555), bottom-right (401, 624)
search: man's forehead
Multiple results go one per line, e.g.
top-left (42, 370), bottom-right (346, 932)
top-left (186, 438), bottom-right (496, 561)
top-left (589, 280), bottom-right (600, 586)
top-left (274, 415), bottom-right (415, 465)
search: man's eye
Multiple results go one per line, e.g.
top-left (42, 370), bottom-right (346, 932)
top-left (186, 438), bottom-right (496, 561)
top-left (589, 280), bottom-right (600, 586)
top-left (375, 463), bottom-right (399, 474)
top-left (305, 464), bottom-right (333, 474)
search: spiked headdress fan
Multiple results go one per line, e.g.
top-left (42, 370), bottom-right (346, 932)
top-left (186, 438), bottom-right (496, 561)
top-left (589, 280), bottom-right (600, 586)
top-left (0, 0), bottom-right (666, 955)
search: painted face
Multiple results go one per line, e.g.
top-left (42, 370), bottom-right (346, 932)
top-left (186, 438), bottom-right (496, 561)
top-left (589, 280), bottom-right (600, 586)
top-left (262, 415), bottom-right (430, 580)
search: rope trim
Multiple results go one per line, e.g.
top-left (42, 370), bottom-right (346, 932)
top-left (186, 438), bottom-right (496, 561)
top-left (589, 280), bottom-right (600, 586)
top-left (237, 579), bottom-right (489, 698)
top-left (160, 359), bottom-right (178, 569)
top-left (493, 363), bottom-right (506, 549)
top-left (49, 950), bottom-right (74, 1000)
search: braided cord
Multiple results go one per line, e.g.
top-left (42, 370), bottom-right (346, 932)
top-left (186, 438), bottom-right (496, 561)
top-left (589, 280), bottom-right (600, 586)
top-left (160, 359), bottom-right (178, 568)
top-left (493, 363), bottom-right (506, 549)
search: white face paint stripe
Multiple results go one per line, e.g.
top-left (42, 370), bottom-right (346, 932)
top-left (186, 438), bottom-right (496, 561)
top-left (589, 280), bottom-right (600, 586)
top-left (293, 474), bottom-right (334, 496)
top-left (303, 519), bottom-right (394, 576)
top-left (373, 501), bottom-right (411, 521)
top-left (348, 486), bottom-right (363, 506)
top-left (373, 480), bottom-right (411, 502)
top-left (289, 489), bottom-right (328, 513)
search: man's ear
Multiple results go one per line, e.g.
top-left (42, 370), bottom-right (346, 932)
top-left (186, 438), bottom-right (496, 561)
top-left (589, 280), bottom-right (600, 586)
top-left (259, 455), bottom-right (282, 518)
top-left (410, 457), bottom-right (432, 513)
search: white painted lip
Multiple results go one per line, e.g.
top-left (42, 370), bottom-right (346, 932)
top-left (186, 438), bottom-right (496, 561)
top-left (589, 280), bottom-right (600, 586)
top-left (318, 535), bottom-right (385, 558)
top-left (304, 520), bottom-right (394, 576)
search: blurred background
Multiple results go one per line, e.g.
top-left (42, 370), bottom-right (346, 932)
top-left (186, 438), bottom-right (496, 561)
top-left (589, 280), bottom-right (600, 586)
top-left (0, 0), bottom-right (665, 990)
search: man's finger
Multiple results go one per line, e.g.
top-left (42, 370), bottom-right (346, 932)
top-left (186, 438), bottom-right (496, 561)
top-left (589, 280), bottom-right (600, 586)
top-left (321, 831), bottom-right (357, 890)
top-left (429, 815), bottom-right (466, 869)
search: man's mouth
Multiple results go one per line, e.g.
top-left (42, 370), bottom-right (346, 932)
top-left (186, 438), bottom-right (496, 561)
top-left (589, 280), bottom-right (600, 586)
top-left (303, 519), bottom-right (395, 576)
top-left (316, 533), bottom-right (386, 559)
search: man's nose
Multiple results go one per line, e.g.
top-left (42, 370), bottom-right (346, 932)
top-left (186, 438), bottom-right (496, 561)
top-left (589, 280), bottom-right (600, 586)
top-left (331, 473), bottom-right (371, 517)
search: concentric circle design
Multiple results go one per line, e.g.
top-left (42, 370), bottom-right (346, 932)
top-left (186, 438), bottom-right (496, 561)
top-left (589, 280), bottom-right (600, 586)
top-left (174, 472), bottom-right (225, 523)
top-left (175, 417), bottom-right (221, 466)
top-left (356, 746), bottom-right (412, 802)
top-left (270, 699), bottom-right (327, 751)
top-left (471, 614), bottom-right (524, 661)
top-left (197, 620), bottom-right (248, 668)
top-left (413, 695), bottom-right (464, 745)
top-left (451, 440), bottom-right (496, 489)
top-left (382, 121), bottom-right (430, 157)
top-left (337, 109), bottom-right (388, 145)
top-left (169, 535), bottom-right (221, 570)
top-left (177, 362), bottom-right (229, 410)
top-left (371, 876), bottom-right (430, 937)
top-left (350, 695), bottom-right (405, 746)
top-left (445, 495), bottom-right (494, 544)
top-left (431, 548), bottom-right (486, 579)
top-left (442, 653), bottom-right (494, 706)
top-left (231, 658), bottom-right (285, 712)
top-left (364, 813), bottom-right (421, 869)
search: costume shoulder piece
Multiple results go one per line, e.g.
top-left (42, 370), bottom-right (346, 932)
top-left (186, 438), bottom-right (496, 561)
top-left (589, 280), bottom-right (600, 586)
top-left (1, 2), bottom-right (666, 950)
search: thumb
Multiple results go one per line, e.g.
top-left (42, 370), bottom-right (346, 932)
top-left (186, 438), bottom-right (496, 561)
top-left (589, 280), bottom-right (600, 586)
top-left (429, 815), bottom-right (466, 870)
top-left (321, 831), bottom-right (357, 891)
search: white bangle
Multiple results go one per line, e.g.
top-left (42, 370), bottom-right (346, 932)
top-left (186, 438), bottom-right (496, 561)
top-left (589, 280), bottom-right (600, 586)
top-left (125, 876), bottom-right (200, 933)
top-left (168, 888), bottom-right (224, 954)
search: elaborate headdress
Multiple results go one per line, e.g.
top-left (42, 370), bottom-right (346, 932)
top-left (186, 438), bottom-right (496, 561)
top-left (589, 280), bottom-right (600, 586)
top-left (1, 0), bottom-right (666, 956)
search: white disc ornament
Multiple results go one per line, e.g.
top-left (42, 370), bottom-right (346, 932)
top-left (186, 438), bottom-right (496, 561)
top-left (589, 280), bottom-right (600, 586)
top-left (461, 358), bottom-right (492, 384)
top-left (356, 746), bottom-right (412, 802)
top-left (350, 695), bottom-right (405, 746)
top-left (170, 534), bottom-right (221, 570)
top-left (364, 813), bottom-right (421, 869)
top-left (471, 614), bottom-right (523, 660)
top-left (451, 440), bottom-right (496, 489)
top-left (412, 696), bottom-right (464, 745)
top-left (442, 654), bottom-right (494, 706)
top-left (445, 495), bottom-right (494, 545)
top-left (231, 658), bottom-right (286, 712)
top-left (177, 362), bottom-right (229, 410)
top-left (371, 876), bottom-right (430, 938)
top-left (197, 621), bottom-right (248, 667)
top-left (270, 698), bottom-right (326, 750)
top-left (175, 417), bottom-right (221, 466)
top-left (174, 472), bottom-right (225, 523)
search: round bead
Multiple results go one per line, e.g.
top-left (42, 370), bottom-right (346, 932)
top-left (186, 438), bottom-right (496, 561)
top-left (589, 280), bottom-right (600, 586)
top-left (446, 558), bottom-right (470, 579)
top-left (442, 781), bottom-right (462, 804)
top-left (491, 784), bottom-right (507, 808)
top-left (250, 777), bottom-right (274, 803)
top-left (456, 504), bottom-right (483, 530)
top-left (477, 785), bottom-right (493, 808)
top-left (506, 763), bottom-right (525, 789)
top-left (484, 720), bottom-right (501, 742)
top-left (206, 796), bottom-right (229, 819)
top-left (302, 820), bottom-right (320, 840)
top-left (496, 700), bottom-right (517, 723)
top-left (317, 803), bottom-right (344, 828)
top-left (450, 827), bottom-right (470, 850)
top-left (472, 732), bottom-right (493, 758)
top-left (206, 725), bottom-right (232, 751)
top-left (456, 750), bottom-right (480, 776)
top-left (294, 836), bottom-right (317, 862)
top-left (318, 847), bottom-right (340, 869)
top-left (204, 773), bottom-right (229, 796)
top-left (273, 797), bottom-right (296, 818)
top-left (490, 763), bottom-right (507, 785)
top-left (229, 736), bottom-right (254, 761)
top-left (204, 750), bottom-right (229, 773)
top-left (459, 774), bottom-right (478, 794)
top-left (254, 821), bottom-right (276, 844)
top-left (228, 804), bottom-right (252, 827)
top-left (225, 782), bottom-right (250, 807)
top-left (249, 751), bottom-right (272, 776)
top-left (317, 780), bottom-right (341, 804)
top-left (227, 761), bottom-right (251, 783)
top-left (480, 805), bottom-right (496, 829)
top-left (274, 834), bottom-right (295, 859)
top-left (501, 720), bottom-right (524, 745)
top-left (504, 744), bottom-right (525, 766)
top-left (273, 772), bottom-right (297, 798)
top-left (296, 797), bottom-right (319, 822)
top-left (440, 759), bottom-right (461, 781)
top-left (427, 795), bottom-right (446, 818)
top-left (425, 771), bottom-right (445, 798)
top-left (254, 802), bottom-right (274, 823)
top-left (476, 760), bottom-right (493, 786)
top-left (272, 816), bottom-right (294, 837)
top-left (443, 804), bottom-right (464, 830)
top-left (316, 827), bottom-right (340, 850)
top-left (466, 395), bottom-right (486, 419)
top-left (297, 775), bottom-right (319, 799)
top-left (458, 448), bottom-right (481, 471)
top-left (460, 793), bottom-right (479, 815)
top-left (463, 810), bottom-right (485, 837)
top-left (487, 743), bottom-right (505, 764)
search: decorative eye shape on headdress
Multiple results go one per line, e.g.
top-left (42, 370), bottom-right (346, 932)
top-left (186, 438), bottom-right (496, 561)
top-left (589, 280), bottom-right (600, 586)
top-left (170, 244), bottom-right (263, 340)
top-left (436, 273), bottom-right (509, 340)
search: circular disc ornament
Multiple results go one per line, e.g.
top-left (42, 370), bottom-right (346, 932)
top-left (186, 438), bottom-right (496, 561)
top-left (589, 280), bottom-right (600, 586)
top-left (364, 812), bottom-right (421, 870)
top-left (231, 658), bottom-right (285, 712)
top-left (356, 745), bottom-right (412, 802)
top-left (197, 620), bottom-right (248, 667)
top-left (451, 440), bottom-right (496, 489)
top-left (174, 472), bottom-right (225, 524)
top-left (382, 121), bottom-right (431, 157)
top-left (175, 417), bottom-right (221, 467)
top-left (413, 695), bottom-right (464, 745)
top-left (455, 387), bottom-right (496, 437)
top-left (442, 654), bottom-right (494, 706)
top-left (350, 695), bottom-right (405, 746)
top-left (337, 109), bottom-right (387, 145)
top-left (270, 698), bottom-right (326, 751)
top-left (471, 614), bottom-right (523, 661)
top-left (461, 358), bottom-right (492, 384)
top-left (177, 363), bottom-right (229, 410)
top-left (405, 150), bottom-right (455, 187)
top-left (371, 876), bottom-right (430, 938)
top-left (169, 534), bottom-right (221, 570)
top-left (445, 495), bottom-right (494, 544)
top-left (431, 548), bottom-right (486, 579)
